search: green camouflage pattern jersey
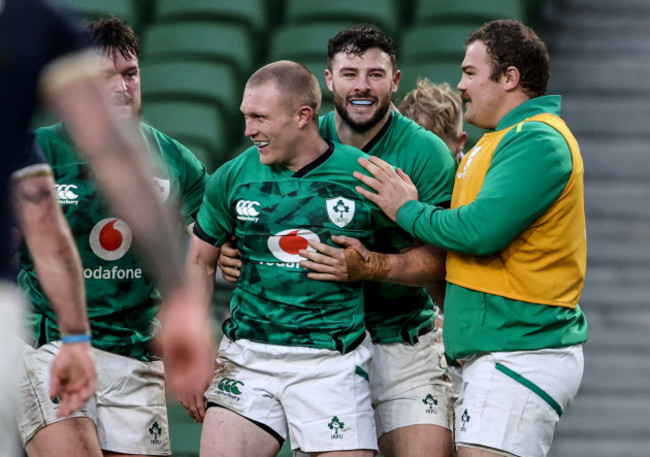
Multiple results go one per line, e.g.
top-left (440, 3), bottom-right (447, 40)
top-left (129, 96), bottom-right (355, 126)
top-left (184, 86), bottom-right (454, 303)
top-left (320, 111), bottom-right (457, 344)
top-left (195, 141), bottom-right (393, 353)
top-left (19, 122), bottom-right (207, 360)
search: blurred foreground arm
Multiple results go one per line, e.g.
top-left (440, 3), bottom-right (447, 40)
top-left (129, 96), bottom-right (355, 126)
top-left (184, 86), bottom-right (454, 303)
top-left (41, 56), bottom-right (213, 400)
top-left (44, 63), bottom-right (184, 293)
top-left (11, 171), bottom-right (95, 417)
top-left (176, 233), bottom-right (222, 422)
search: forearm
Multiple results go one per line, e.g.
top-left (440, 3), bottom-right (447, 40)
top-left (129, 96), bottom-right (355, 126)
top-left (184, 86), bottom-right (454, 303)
top-left (384, 244), bottom-right (446, 287)
top-left (397, 201), bottom-right (495, 255)
top-left (13, 176), bottom-right (88, 334)
top-left (185, 260), bottom-right (216, 312)
top-left (184, 237), bottom-right (220, 312)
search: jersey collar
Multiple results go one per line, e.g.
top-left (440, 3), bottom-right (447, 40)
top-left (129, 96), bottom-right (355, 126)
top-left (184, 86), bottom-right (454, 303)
top-left (292, 139), bottom-right (334, 178)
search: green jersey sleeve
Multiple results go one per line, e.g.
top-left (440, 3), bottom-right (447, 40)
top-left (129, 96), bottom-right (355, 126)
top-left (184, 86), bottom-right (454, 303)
top-left (397, 122), bottom-right (573, 255)
top-left (195, 159), bottom-right (238, 246)
top-left (170, 141), bottom-right (207, 222)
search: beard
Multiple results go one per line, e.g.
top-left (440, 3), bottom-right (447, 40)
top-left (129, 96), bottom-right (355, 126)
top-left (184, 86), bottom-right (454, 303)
top-left (333, 91), bottom-right (392, 132)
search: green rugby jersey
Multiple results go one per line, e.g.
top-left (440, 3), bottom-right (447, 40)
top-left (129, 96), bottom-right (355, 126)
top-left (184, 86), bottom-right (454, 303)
top-left (319, 111), bottom-right (457, 344)
top-left (195, 141), bottom-right (393, 353)
top-left (19, 122), bottom-right (207, 360)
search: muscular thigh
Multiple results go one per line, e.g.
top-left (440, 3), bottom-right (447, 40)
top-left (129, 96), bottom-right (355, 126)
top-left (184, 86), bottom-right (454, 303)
top-left (379, 423), bottom-right (452, 457)
top-left (25, 417), bottom-right (102, 457)
top-left (200, 407), bottom-right (281, 457)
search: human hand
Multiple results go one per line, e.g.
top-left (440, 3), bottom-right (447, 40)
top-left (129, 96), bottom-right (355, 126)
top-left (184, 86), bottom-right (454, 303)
top-left (156, 287), bottom-right (215, 421)
top-left (217, 237), bottom-right (242, 283)
top-left (50, 341), bottom-right (96, 418)
top-left (354, 156), bottom-right (419, 221)
top-left (300, 235), bottom-right (390, 283)
top-left (299, 235), bottom-right (367, 282)
top-left (178, 389), bottom-right (209, 423)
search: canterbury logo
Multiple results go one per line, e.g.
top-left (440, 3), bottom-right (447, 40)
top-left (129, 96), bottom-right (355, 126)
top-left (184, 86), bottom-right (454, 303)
top-left (55, 184), bottom-right (79, 204)
top-left (236, 200), bottom-right (260, 221)
top-left (217, 378), bottom-right (244, 395)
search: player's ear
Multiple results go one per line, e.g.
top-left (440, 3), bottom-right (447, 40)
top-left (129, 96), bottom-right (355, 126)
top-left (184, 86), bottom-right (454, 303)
top-left (391, 69), bottom-right (401, 94)
top-left (502, 66), bottom-right (521, 91)
top-left (325, 69), bottom-right (334, 92)
top-left (296, 105), bottom-right (314, 128)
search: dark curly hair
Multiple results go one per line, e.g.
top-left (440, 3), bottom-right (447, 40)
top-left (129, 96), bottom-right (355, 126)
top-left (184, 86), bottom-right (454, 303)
top-left (466, 19), bottom-right (550, 98)
top-left (85, 17), bottom-right (140, 60)
top-left (327, 26), bottom-right (397, 73)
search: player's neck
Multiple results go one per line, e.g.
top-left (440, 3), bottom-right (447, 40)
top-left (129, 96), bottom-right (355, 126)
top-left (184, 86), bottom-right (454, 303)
top-left (284, 135), bottom-right (330, 172)
top-left (334, 110), bottom-right (390, 151)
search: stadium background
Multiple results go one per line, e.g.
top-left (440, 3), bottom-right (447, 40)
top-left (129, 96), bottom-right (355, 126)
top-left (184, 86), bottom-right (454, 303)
top-left (32, 0), bottom-right (650, 456)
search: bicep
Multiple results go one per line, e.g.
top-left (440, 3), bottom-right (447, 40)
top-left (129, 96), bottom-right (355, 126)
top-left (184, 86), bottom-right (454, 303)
top-left (386, 242), bottom-right (446, 286)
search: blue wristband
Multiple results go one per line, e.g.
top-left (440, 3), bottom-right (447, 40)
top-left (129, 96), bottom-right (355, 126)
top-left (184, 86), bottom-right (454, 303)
top-left (61, 333), bottom-right (92, 344)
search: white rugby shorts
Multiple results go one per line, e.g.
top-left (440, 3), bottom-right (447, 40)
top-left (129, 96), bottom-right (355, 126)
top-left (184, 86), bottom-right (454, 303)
top-left (204, 335), bottom-right (378, 453)
top-left (455, 345), bottom-right (584, 457)
top-left (369, 327), bottom-right (454, 436)
top-left (17, 342), bottom-right (171, 455)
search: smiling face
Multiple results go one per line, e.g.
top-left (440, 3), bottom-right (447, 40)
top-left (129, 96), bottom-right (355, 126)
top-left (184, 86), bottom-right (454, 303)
top-left (325, 47), bottom-right (400, 132)
top-left (241, 80), bottom-right (301, 169)
top-left (98, 50), bottom-right (142, 120)
top-left (457, 40), bottom-right (507, 130)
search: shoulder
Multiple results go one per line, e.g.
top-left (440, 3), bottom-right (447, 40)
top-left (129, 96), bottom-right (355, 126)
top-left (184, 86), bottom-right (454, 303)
top-left (497, 119), bottom-right (574, 173)
top-left (141, 122), bottom-right (207, 166)
top-left (141, 122), bottom-right (185, 151)
top-left (333, 141), bottom-right (368, 159)
top-left (319, 111), bottom-right (335, 126)
top-left (327, 142), bottom-right (372, 173)
top-left (34, 123), bottom-right (64, 142)
top-left (386, 112), bottom-right (456, 171)
top-left (34, 123), bottom-right (74, 163)
top-left (390, 112), bottom-right (449, 150)
top-left (208, 146), bottom-right (258, 182)
top-left (318, 111), bottom-right (336, 136)
top-left (501, 119), bottom-right (572, 158)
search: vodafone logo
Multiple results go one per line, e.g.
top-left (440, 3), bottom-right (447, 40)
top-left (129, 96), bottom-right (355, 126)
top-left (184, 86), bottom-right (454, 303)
top-left (267, 229), bottom-right (319, 263)
top-left (89, 218), bottom-right (132, 261)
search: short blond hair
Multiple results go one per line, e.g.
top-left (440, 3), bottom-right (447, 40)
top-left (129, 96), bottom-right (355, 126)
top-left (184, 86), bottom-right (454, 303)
top-left (247, 60), bottom-right (321, 120)
top-left (398, 79), bottom-right (463, 148)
